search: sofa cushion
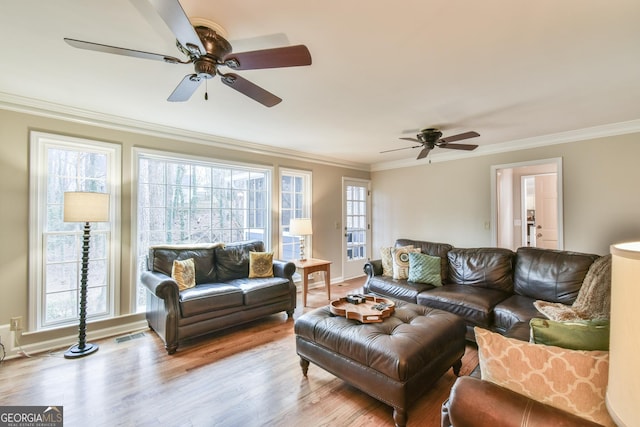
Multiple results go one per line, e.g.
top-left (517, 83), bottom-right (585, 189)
top-left (408, 252), bottom-right (442, 286)
top-left (493, 294), bottom-right (542, 335)
top-left (513, 247), bottom-right (599, 303)
top-left (149, 243), bottom-right (223, 284)
top-left (229, 277), bottom-right (291, 306)
top-left (475, 327), bottom-right (614, 427)
top-left (530, 318), bottom-right (610, 351)
top-left (367, 275), bottom-right (434, 303)
top-left (248, 251), bottom-right (274, 278)
top-left (395, 239), bottom-right (453, 283)
top-left (417, 284), bottom-right (510, 328)
top-left (215, 240), bottom-right (265, 281)
top-left (179, 283), bottom-right (244, 317)
top-left (447, 248), bottom-right (515, 292)
top-left (171, 258), bottom-right (196, 290)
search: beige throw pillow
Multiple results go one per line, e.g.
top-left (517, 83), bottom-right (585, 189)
top-left (474, 327), bottom-right (614, 426)
top-left (172, 258), bottom-right (196, 291)
top-left (249, 251), bottom-right (274, 278)
top-left (391, 246), bottom-right (421, 280)
top-left (380, 245), bottom-right (413, 277)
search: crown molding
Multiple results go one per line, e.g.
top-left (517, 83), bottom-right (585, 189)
top-left (371, 118), bottom-right (640, 172)
top-left (0, 92), bottom-right (370, 171)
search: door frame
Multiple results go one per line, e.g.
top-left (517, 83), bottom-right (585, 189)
top-left (490, 157), bottom-right (563, 250)
top-left (341, 177), bottom-right (372, 279)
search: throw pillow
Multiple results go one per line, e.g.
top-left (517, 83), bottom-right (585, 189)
top-left (249, 251), bottom-right (274, 278)
top-left (529, 318), bottom-right (610, 351)
top-left (172, 258), bottom-right (196, 291)
top-left (381, 245), bottom-right (413, 277)
top-left (407, 252), bottom-right (442, 286)
top-left (475, 327), bottom-right (614, 426)
top-left (391, 246), bottom-right (421, 280)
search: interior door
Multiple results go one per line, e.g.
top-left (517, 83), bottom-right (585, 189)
top-left (534, 174), bottom-right (558, 249)
top-left (342, 178), bottom-right (371, 279)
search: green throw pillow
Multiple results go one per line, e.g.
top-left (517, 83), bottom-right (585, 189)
top-left (408, 252), bottom-right (442, 286)
top-left (530, 318), bottom-right (610, 351)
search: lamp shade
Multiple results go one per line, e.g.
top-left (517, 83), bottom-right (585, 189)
top-left (64, 192), bottom-right (110, 222)
top-left (289, 218), bottom-right (312, 236)
top-left (607, 242), bottom-right (640, 426)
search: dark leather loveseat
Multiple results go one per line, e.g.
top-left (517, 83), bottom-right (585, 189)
top-left (363, 238), bottom-right (599, 341)
top-left (141, 240), bottom-right (296, 354)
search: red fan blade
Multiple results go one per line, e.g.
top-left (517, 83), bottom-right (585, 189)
top-left (416, 147), bottom-right (432, 159)
top-left (64, 38), bottom-right (185, 63)
top-left (168, 74), bottom-right (203, 102)
top-left (223, 45), bottom-right (311, 70)
top-left (439, 143), bottom-right (478, 151)
top-left (219, 73), bottom-right (282, 107)
top-left (438, 131), bottom-right (480, 144)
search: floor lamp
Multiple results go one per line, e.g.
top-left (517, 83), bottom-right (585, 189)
top-left (63, 191), bottom-right (110, 359)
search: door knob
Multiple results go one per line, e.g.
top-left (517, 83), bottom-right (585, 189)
top-left (536, 225), bottom-right (542, 229)
top-left (536, 233), bottom-right (543, 238)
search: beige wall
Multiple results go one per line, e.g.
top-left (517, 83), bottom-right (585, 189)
top-left (0, 108), bottom-right (369, 337)
top-left (371, 132), bottom-right (640, 255)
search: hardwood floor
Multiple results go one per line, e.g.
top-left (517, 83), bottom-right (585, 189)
top-left (0, 278), bottom-right (478, 427)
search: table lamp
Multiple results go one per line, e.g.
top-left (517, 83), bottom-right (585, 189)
top-left (607, 241), bottom-right (640, 426)
top-left (289, 218), bottom-right (312, 261)
top-left (63, 191), bottom-right (110, 358)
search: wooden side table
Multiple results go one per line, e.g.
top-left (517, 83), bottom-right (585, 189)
top-left (293, 258), bottom-right (331, 307)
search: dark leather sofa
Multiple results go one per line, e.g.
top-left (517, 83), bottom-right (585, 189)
top-left (363, 238), bottom-right (599, 341)
top-left (141, 240), bottom-right (296, 354)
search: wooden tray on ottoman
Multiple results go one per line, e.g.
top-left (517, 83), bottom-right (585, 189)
top-left (330, 295), bottom-right (395, 323)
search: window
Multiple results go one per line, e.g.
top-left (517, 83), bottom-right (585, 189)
top-left (280, 169), bottom-right (312, 260)
top-left (135, 150), bottom-right (271, 311)
top-left (29, 132), bottom-right (120, 331)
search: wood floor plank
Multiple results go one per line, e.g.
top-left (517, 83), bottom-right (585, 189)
top-left (0, 277), bottom-right (478, 426)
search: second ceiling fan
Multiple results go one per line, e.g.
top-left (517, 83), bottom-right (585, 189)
top-left (382, 128), bottom-right (480, 160)
top-left (64, 0), bottom-right (312, 107)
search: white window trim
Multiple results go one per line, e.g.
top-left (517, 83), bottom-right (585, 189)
top-left (28, 131), bottom-right (121, 331)
top-left (278, 168), bottom-right (312, 260)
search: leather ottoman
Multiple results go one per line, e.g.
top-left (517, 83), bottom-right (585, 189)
top-left (295, 301), bottom-right (466, 427)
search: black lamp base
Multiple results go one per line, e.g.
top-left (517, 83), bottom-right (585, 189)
top-left (64, 342), bottom-right (99, 359)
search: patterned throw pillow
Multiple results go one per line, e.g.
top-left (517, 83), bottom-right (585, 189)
top-left (408, 252), bottom-right (442, 286)
top-left (391, 246), bottom-right (421, 280)
top-left (475, 327), bottom-right (614, 426)
top-left (381, 245), bottom-right (413, 277)
top-left (249, 251), bottom-right (274, 278)
top-left (172, 258), bottom-right (196, 291)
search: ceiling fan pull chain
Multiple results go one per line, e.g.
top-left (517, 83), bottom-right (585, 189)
top-left (205, 79), bottom-right (208, 101)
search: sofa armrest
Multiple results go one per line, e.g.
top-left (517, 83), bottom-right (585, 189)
top-left (364, 259), bottom-right (383, 278)
top-left (441, 376), bottom-right (601, 427)
top-left (273, 259), bottom-right (296, 280)
top-left (141, 270), bottom-right (180, 299)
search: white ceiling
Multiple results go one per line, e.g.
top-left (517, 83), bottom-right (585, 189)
top-left (2, 0), bottom-right (640, 170)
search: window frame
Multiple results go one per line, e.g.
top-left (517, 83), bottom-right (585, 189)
top-left (28, 131), bottom-right (121, 331)
top-left (279, 168), bottom-right (312, 260)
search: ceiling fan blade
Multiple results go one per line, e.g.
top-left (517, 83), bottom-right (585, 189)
top-left (416, 147), bottom-right (432, 160)
top-left (438, 131), bottom-right (480, 144)
top-left (143, 0), bottom-right (206, 55)
top-left (219, 73), bottom-right (282, 107)
top-left (439, 143), bottom-right (479, 151)
top-left (380, 145), bottom-right (422, 154)
top-left (167, 74), bottom-right (203, 102)
top-left (223, 45), bottom-right (312, 70)
top-left (64, 38), bottom-right (184, 63)
top-left (400, 137), bottom-right (421, 143)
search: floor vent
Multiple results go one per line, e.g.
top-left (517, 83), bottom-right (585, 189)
top-left (115, 332), bottom-right (145, 344)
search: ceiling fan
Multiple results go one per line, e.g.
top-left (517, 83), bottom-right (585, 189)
top-left (381, 128), bottom-right (480, 160)
top-left (63, 0), bottom-right (312, 107)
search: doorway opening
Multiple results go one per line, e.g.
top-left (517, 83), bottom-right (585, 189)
top-left (490, 158), bottom-right (563, 250)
